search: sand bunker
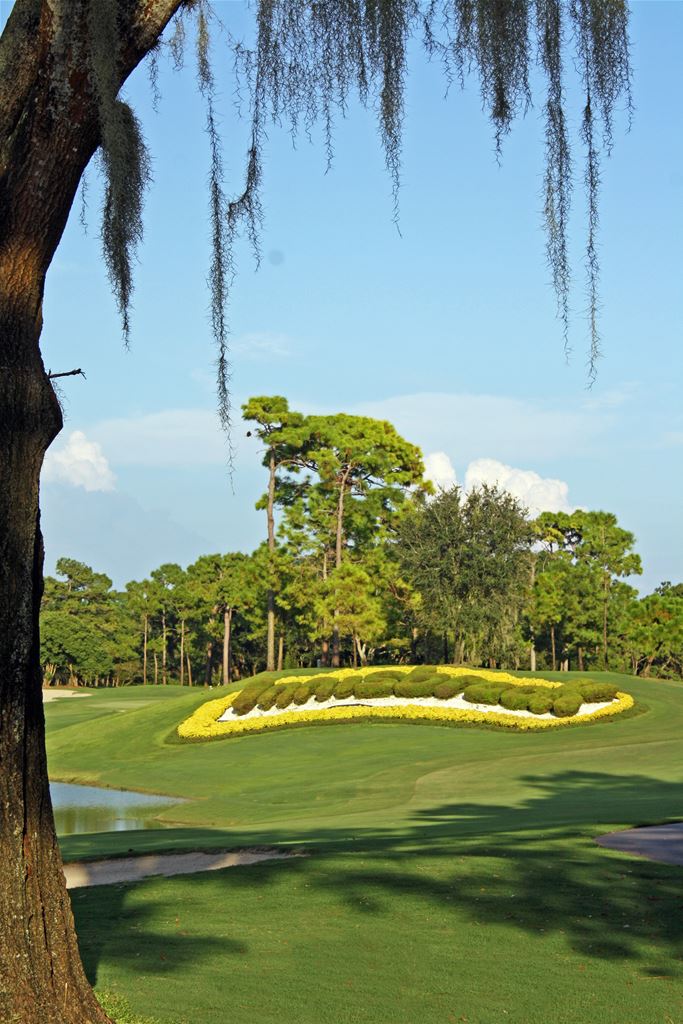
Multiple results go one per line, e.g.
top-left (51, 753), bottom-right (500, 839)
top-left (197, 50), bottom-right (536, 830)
top-left (63, 847), bottom-right (305, 888)
top-left (43, 689), bottom-right (92, 702)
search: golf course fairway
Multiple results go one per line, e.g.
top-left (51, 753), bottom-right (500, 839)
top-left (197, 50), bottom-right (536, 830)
top-left (45, 672), bottom-right (683, 1024)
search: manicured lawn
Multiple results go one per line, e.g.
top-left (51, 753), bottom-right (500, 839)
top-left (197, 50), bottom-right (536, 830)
top-left (46, 673), bottom-right (683, 1024)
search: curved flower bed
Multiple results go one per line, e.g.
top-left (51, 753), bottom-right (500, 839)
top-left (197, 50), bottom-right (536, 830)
top-left (177, 666), bottom-right (634, 741)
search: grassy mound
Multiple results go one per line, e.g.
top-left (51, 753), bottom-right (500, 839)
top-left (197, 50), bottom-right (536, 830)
top-left (176, 667), bottom-right (629, 740)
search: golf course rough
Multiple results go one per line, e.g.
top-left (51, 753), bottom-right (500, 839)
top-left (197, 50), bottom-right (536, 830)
top-left (177, 666), bottom-right (634, 740)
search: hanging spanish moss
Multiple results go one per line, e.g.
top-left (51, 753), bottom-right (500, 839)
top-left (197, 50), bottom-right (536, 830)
top-left (68, 0), bottom-right (631, 443)
top-left (226, 0), bottom-right (631, 385)
top-left (87, 0), bottom-right (151, 345)
top-left (195, 0), bottom-right (235, 461)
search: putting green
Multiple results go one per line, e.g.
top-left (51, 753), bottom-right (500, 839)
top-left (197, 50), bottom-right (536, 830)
top-left (46, 672), bottom-right (683, 1024)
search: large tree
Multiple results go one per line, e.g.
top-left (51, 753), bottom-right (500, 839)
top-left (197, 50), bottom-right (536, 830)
top-left (0, 2), bottom-right (632, 1021)
top-left (242, 396), bottom-right (310, 671)
top-left (398, 484), bottom-right (533, 664)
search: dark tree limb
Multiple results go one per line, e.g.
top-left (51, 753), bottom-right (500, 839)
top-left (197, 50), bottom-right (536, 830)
top-left (47, 367), bottom-right (85, 380)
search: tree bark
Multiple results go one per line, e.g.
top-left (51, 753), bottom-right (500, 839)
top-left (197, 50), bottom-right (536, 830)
top-left (277, 632), bottom-right (284, 672)
top-left (0, 11), bottom-right (111, 999)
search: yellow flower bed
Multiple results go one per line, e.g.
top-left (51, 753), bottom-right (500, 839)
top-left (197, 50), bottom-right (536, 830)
top-left (177, 673), bottom-right (634, 741)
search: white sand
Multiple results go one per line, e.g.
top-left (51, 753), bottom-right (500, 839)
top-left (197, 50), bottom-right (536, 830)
top-left (42, 689), bottom-right (92, 702)
top-left (63, 847), bottom-right (305, 889)
top-left (219, 692), bottom-right (615, 723)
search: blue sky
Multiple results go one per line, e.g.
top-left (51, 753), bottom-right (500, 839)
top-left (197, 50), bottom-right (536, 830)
top-left (16, 1), bottom-right (681, 591)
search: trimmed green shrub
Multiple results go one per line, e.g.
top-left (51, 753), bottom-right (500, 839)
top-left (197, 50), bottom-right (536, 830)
top-left (354, 677), bottom-right (396, 699)
top-left (367, 671), bottom-right (401, 684)
top-left (458, 673), bottom-right (491, 688)
top-left (433, 680), bottom-right (459, 700)
top-left (292, 683), bottom-right (313, 705)
top-left (551, 690), bottom-right (583, 717)
top-left (527, 691), bottom-right (554, 715)
top-left (499, 688), bottom-right (531, 711)
top-left (333, 676), bottom-right (358, 699)
top-left (314, 680), bottom-right (337, 703)
top-left (462, 683), bottom-right (505, 706)
top-left (256, 685), bottom-right (280, 711)
top-left (232, 679), bottom-right (276, 715)
top-left (577, 681), bottom-right (618, 702)
top-left (275, 682), bottom-right (300, 709)
top-left (394, 677), bottom-right (440, 698)
top-left (407, 667), bottom-right (436, 682)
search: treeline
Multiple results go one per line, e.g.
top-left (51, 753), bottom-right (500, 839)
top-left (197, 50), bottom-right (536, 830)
top-left (40, 397), bottom-right (683, 686)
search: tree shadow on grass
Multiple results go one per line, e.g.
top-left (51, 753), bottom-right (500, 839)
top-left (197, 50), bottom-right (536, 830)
top-left (73, 770), bottom-right (683, 984)
top-left (72, 878), bottom-right (247, 986)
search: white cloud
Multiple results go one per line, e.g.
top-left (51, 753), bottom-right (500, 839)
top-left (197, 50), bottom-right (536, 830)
top-left (424, 451), bottom-right (458, 490)
top-left (43, 431), bottom-right (116, 492)
top-left (350, 390), bottom-right (619, 463)
top-left (90, 409), bottom-right (228, 467)
top-left (464, 457), bottom-right (574, 517)
top-left (231, 332), bottom-right (290, 360)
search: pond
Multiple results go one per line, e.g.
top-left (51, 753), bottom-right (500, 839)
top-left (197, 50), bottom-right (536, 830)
top-left (50, 782), bottom-right (181, 836)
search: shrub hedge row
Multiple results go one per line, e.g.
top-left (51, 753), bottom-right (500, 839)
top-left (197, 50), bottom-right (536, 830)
top-left (231, 671), bottom-right (619, 719)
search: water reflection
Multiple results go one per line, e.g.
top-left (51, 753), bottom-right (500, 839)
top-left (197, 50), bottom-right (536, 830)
top-left (50, 782), bottom-right (180, 835)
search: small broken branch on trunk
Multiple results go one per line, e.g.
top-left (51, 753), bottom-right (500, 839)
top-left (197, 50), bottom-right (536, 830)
top-left (47, 368), bottom-right (85, 380)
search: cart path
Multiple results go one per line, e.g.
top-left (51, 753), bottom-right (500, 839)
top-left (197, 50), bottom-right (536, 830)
top-left (596, 823), bottom-right (683, 866)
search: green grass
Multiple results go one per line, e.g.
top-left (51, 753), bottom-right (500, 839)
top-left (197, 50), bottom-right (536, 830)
top-left (45, 673), bottom-right (683, 1024)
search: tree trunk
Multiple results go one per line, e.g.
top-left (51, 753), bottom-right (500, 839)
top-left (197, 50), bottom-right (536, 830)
top-left (179, 618), bottom-right (185, 687)
top-left (162, 610), bottom-right (167, 684)
top-left (223, 608), bottom-right (232, 685)
top-left (186, 652), bottom-right (193, 688)
top-left (0, 271), bottom-right (108, 1024)
top-left (266, 451), bottom-right (276, 671)
top-left (143, 612), bottom-right (148, 685)
top-left (277, 633), bottom-right (284, 672)
top-left (154, 651), bottom-right (158, 685)
top-left (550, 624), bottom-right (557, 671)
top-left (0, 4), bottom-right (186, 1015)
top-left (205, 641), bottom-right (214, 687)
top-left (602, 574), bottom-right (609, 667)
top-left (530, 642), bottom-right (536, 672)
top-left (331, 469), bottom-right (350, 669)
top-left (578, 646), bottom-right (584, 672)
top-left (442, 632), bottom-right (449, 664)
